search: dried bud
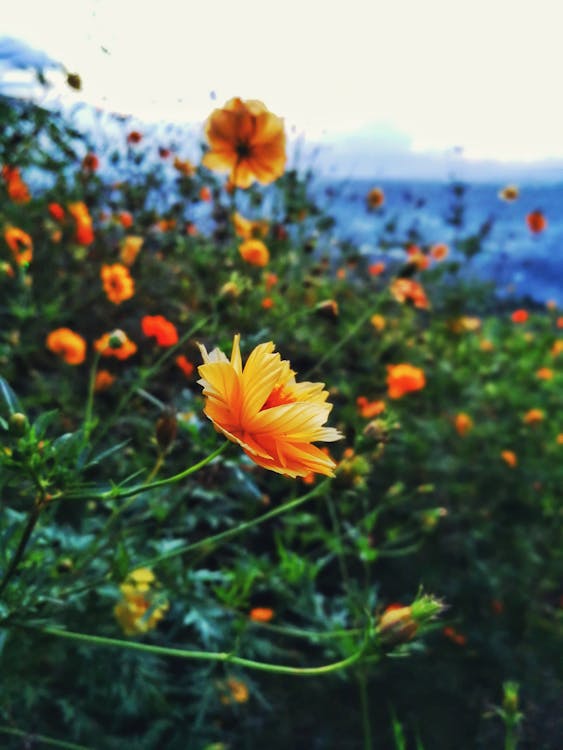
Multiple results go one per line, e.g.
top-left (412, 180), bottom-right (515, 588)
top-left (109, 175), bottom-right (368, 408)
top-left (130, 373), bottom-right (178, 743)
top-left (156, 410), bottom-right (178, 453)
top-left (66, 72), bottom-right (82, 90)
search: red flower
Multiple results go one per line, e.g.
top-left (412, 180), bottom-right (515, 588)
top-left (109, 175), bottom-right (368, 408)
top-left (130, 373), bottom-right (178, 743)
top-left (127, 131), bottom-right (143, 144)
top-left (511, 309), bottom-right (528, 324)
top-left (175, 355), bottom-right (194, 377)
top-left (526, 210), bottom-right (546, 233)
top-left (82, 153), bottom-right (99, 171)
top-left (141, 315), bottom-right (179, 347)
top-left (48, 203), bottom-right (65, 221)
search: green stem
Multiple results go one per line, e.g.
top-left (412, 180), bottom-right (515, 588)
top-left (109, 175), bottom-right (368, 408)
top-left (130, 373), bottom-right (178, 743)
top-left (141, 478), bottom-right (331, 567)
top-left (36, 625), bottom-right (368, 676)
top-left (82, 351), bottom-right (101, 445)
top-left (358, 670), bottom-right (373, 750)
top-left (0, 503), bottom-right (41, 599)
top-left (0, 726), bottom-right (91, 750)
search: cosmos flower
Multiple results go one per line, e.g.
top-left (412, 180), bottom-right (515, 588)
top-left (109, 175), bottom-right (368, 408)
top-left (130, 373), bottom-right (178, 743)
top-left (390, 278), bottom-right (430, 309)
top-left (202, 97), bottom-right (286, 189)
top-left (94, 369), bottom-right (117, 392)
top-left (356, 396), bottom-right (386, 418)
top-left (526, 210), bottom-right (546, 233)
top-left (94, 330), bottom-right (137, 360)
top-left (430, 243), bottom-right (449, 261)
top-left (4, 226), bottom-right (33, 265)
top-left (366, 187), bottom-right (385, 209)
top-left (141, 315), bottom-right (179, 347)
top-left (197, 334), bottom-right (342, 478)
top-left (386, 364), bottom-right (426, 399)
top-left (239, 238), bottom-right (270, 267)
top-left (175, 355), bottom-right (194, 377)
top-left (2, 165), bottom-right (30, 204)
top-left (68, 201), bottom-right (94, 246)
top-left (46, 328), bottom-right (87, 365)
top-left (101, 263), bottom-right (135, 304)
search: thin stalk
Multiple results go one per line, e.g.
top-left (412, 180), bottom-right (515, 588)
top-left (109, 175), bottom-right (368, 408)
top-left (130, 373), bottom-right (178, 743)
top-left (0, 503), bottom-right (41, 599)
top-left (0, 726), bottom-right (91, 750)
top-left (358, 670), bottom-right (373, 750)
top-left (36, 625), bottom-right (368, 676)
top-left (82, 351), bottom-right (101, 445)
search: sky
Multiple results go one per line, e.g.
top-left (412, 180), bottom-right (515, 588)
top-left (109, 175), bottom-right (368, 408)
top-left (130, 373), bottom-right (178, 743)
top-left (2, 0), bottom-right (563, 172)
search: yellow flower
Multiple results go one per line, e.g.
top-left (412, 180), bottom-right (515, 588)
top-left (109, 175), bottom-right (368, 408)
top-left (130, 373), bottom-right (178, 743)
top-left (202, 97), bottom-right (286, 188)
top-left (233, 212), bottom-right (269, 240)
top-left (197, 334), bottom-right (342, 478)
top-left (114, 568), bottom-right (168, 636)
top-left (119, 236), bottom-right (144, 266)
top-left (370, 314), bottom-right (386, 332)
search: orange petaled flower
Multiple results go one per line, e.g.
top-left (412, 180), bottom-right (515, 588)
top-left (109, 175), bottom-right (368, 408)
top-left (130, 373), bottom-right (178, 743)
top-left (386, 364), bottom-right (426, 399)
top-left (498, 185), bottom-right (519, 201)
top-left (501, 450), bottom-right (517, 467)
top-left (556, 317), bottom-right (563, 329)
top-left (46, 328), bottom-right (87, 365)
top-left (368, 261), bottom-right (385, 276)
top-left (173, 157), bottom-right (196, 177)
top-left (2, 166), bottom-right (30, 203)
top-left (536, 367), bottom-right (553, 380)
top-left (4, 226), bottom-right (33, 265)
top-left (261, 296), bottom-right (274, 309)
top-left (233, 212), bottom-right (269, 240)
top-left (82, 153), bottom-right (99, 171)
top-left (366, 187), bottom-right (385, 209)
top-left (443, 626), bottom-right (467, 646)
top-left (455, 412), bottom-right (473, 436)
top-left (523, 408), bottom-right (544, 425)
top-left (356, 396), bottom-right (386, 418)
top-left (94, 330), bottom-right (137, 360)
top-left (48, 203), bottom-right (65, 221)
top-left (264, 272), bottom-right (278, 291)
top-left (197, 334), bottom-right (342, 478)
top-left (202, 97), bottom-right (286, 189)
top-left (119, 236), bottom-right (144, 266)
top-left (175, 355), bottom-right (194, 377)
top-left (67, 201), bottom-right (94, 245)
top-left (141, 315), bottom-right (179, 347)
top-left (557, 433), bottom-right (563, 445)
top-left (239, 238), bottom-right (270, 267)
top-left (511, 309), bottom-right (528, 324)
top-left (94, 369), bottom-right (116, 392)
top-left (430, 243), bottom-right (449, 261)
top-left (390, 278), bottom-right (430, 309)
top-left (551, 340), bottom-right (563, 356)
top-left (249, 607), bottom-right (274, 623)
top-left (526, 210), bottom-right (546, 233)
top-left (199, 186), bottom-right (212, 201)
top-left (101, 263), bottom-right (135, 304)
top-left (218, 678), bottom-right (249, 705)
top-left (118, 211), bottom-right (133, 228)
top-left (370, 314), bottom-right (386, 331)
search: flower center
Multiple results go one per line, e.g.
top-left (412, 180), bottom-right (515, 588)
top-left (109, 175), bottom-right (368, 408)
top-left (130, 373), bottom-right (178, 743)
top-left (261, 384), bottom-right (296, 410)
top-left (236, 141), bottom-right (252, 159)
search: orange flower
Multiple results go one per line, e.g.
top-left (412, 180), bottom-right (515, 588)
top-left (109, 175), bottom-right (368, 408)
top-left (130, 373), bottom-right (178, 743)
top-left (94, 330), bottom-right (137, 360)
top-left (94, 370), bottom-right (117, 392)
top-left (526, 210), bottom-right (546, 233)
top-left (523, 408), bottom-right (544, 424)
top-left (233, 212), bottom-right (269, 240)
top-left (430, 243), bottom-right (449, 261)
top-left (479, 338), bottom-right (494, 351)
top-left (356, 396), bottom-right (386, 418)
top-left (368, 261), bottom-right (385, 276)
top-left (261, 296), bottom-right (274, 309)
top-left (175, 355), bottom-right (194, 377)
top-left (4, 226), bottom-right (33, 265)
top-left (249, 607), bottom-right (274, 623)
top-left (141, 315), bottom-right (179, 347)
top-left (390, 278), bottom-right (429, 309)
top-left (552, 340), bottom-right (563, 356)
top-left (454, 412), bottom-right (473, 436)
top-left (68, 202), bottom-right (94, 245)
top-left (118, 211), bottom-right (133, 229)
top-left (536, 367), bottom-right (553, 380)
top-left (498, 185), bottom-right (519, 201)
top-left (239, 239), bottom-right (270, 267)
top-left (218, 678), bottom-right (249, 705)
top-left (119, 236), bottom-right (144, 266)
top-left (386, 364), bottom-right (426, 399)
top-left (48, 203), bottom-right (65, 221)
top-left (501, 450), bottom-right (517, 467)
top-left (370, 314), bottom-right (386, 332)
top-left (366, 187), bottom-right (385, 209)
top-left (46, 328), bottom-right (87, 365)
top-left (82, 153), bottom-right (99, 171)
top-left (443, 626), bottom-right (467, 646)
top-left (101, 263), bottom-right (135, 304)
top-left (2, 166), bottom-right (30, 203)
top-left (264, 272), bottom-right (278, 291)
top-left (127, 130), bottom-right (143, 144)
top-left (511, 309), bottom-right (528, 324)
top-left (556, 433), bottom-right (563, 445)
top-left (199, 186), bottom-right (212, 201)
top-left (202, 97), bottom-right (286, 189)
top-left (197, 334), bottom-right (342, 478)
top-left (557, 317), bottom-right (563, 329)
top-left (173, 157), bottom-right (196, 177)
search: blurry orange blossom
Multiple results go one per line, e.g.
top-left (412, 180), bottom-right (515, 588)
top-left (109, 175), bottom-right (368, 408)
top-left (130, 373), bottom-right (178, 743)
top-left (356, 396), bottom-right (386, 418)
top-left (119, 236), bottom-right (144, 266)
top-left (127, 131), bottom-right (142, 144)
top-left (2, 166), bottom-right (30, 203)
top-left (219, 678), bottom-right (249, 705)
top-left (175, 355), bottom-right (194, 377)
top-left (368, 261), bottom-right (385, 276)
top-left (197, 334), bottom-right (342, 478)
top-left (46, 328), bottom-right (87, 365)
top-left (141, 315), bottom-right (179, 347)
top-left (536, 367), bottom-right (553, 380)
top-left (239, 239), bottom-right (270, 267)
top-left (430, 243), bottom-right (449, 261)
top-left (94, 370), bottom-right (116, 392)
top-left (501, 450), bottom-right (517, 467)
top-left (526, 210), bottom-right (546, 233)
top-left (386, 364), bottom-right (426, 399)
top-left (511, 309), bottom-right (528, 324)
top-left (233, 212), bottom-right (269, 240)
top-left (390, 278), bottom-right (429, 309)
top-left (173, 157), bottom-right (196, 177)
top-left (4, 227), bottom-right (33, 265)
top-left (68, 202), bottom-right (94, 245)
top-left (101, 264), bottom-right (135, 304)
top-left (82, 153), bottom-right (99, 171)
top-left (366, 187), bottom-right (385, 209)
top-left (118, 211), bottom-right (133, 229)
top-left (202, 98), bottom-right (286, 188)
top-left (455, 413), bottom-right (473, 436)
top-left (498, 185), bottom-right (519, 201)
top-left (48, 203), bottom-right (65, 221)
top-left (94, 330), bottom-right (137, 360)
top-left (523, 408), bottom-right (544, 424)
top-left (249, 607), bottom-right (274, 623)
top-left (370, 314), bottom-right (386, 331)
top-left (551, 340), bottom-right (563, 356)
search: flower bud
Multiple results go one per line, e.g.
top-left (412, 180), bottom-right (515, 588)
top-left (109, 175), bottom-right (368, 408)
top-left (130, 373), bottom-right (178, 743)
top-left (9, 412), bottom-right (28, 436)
top-left (378, 605), bottom-right (418, 646)
top-left (156, 410), bottom-right (178, 453)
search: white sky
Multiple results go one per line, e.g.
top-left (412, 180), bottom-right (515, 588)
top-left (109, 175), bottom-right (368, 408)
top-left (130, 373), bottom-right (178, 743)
top-left (3, 0), bottom-right (563, 162)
